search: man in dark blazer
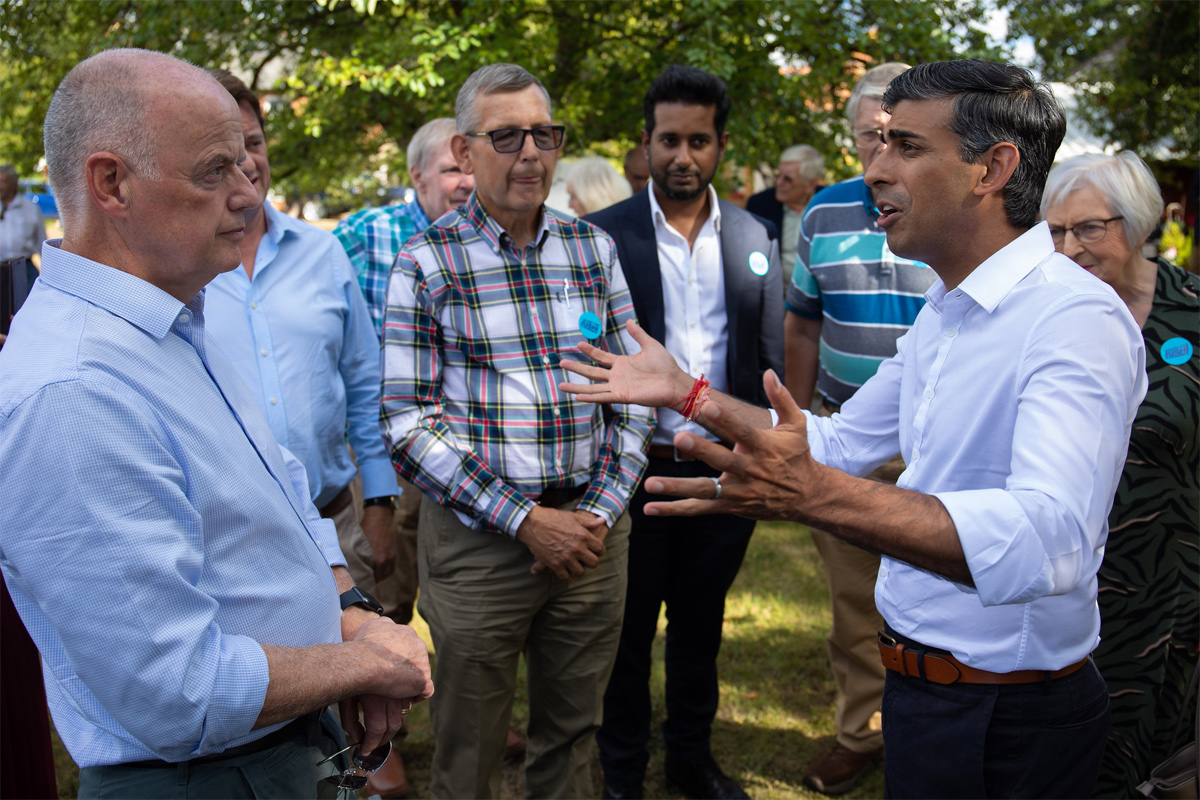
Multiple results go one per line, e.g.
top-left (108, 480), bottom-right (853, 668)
top-left (585, 65), bottom-right (784, 800)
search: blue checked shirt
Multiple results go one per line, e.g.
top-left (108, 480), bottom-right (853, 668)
top-left (381, 193), bottom-right (655, 535)
top-left (0, 242), bottom-right (345, 767)
top-left (334, 200), bottom-right (432, 337)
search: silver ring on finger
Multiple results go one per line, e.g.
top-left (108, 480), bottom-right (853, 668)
top-left (710, 476), bottom-right (722, 500)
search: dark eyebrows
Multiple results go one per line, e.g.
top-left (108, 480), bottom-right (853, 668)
top-left (884, 128), bottom-right (923, 142)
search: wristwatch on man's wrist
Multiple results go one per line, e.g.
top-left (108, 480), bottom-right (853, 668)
top-left (339, 586), bottom-right (384, 616)
top-left (362, 495), bottom-right (398, 510)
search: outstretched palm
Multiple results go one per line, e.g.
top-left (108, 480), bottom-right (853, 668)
top-left (558, 320), bottom-right (691, 409)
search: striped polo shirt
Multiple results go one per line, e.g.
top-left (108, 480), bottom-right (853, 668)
top-left (785, 176), bottom-right (935, 406)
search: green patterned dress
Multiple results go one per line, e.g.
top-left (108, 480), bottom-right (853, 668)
top-left (1093, 258), bottom-right (1200, 798)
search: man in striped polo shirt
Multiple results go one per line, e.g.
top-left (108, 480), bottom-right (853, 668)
top-left (783, 61), bottom-right (934, 796)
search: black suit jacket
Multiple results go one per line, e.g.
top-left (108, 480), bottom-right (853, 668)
top-left (744, 188), bottom-right (784, 236)
top-left (586, 190), bottom-right (784, 407)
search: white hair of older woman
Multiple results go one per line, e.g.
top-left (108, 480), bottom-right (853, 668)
top-left (567, 157), bottom-right (632, 215)
top-left (1041, 151), bottom-right (1164, 246)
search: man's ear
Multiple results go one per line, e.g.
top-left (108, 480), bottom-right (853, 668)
top-left (973, 142), bottom-right (1020, 199)
top-left (450, 133), bottom-right (473, 176)
top-left (640, 129), bottom-right (650, 149)
top-left (84, 152), bottom-right (132, 219)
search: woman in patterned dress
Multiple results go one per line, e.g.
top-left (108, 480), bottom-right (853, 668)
top-left (1042, 151), bottom-right (1199, 798)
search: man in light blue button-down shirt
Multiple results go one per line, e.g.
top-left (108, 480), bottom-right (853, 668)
top-left (204, 70), bottom-right (398, 602)
top-left (0, 49), bottom-right (432, 798)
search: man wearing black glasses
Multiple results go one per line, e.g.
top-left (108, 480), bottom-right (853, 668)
top-left (380, 62), bottom-right (654, 798)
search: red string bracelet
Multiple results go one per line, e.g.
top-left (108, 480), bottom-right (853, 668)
top-left (674, 374), bottom-right (711, 422)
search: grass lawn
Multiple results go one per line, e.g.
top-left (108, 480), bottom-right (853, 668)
top-left (51, 520), bottom-right (884, 799)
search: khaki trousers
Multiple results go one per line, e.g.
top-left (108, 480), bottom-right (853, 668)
top-left (330, 482), bottom-right (376, 595)
top-left (419, 499), bottom-right (630, 799)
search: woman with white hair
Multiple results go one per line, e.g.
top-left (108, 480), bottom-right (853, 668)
top-left (566, 156), bottom-right (632, 217)
top-left (1042, 151), bottom-right (1199, 799)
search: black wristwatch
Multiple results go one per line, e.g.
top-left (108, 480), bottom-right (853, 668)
top-left (339, 586), bottom-right (385, 616)
top-left (362, 495), bottom-right (398, 510)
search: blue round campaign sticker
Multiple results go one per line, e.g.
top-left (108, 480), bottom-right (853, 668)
top-left (1161, 337), bottom-right (1193, 365)
top-left (578, 311), bottom-right (603, 340)
top-left (749, 251), bottom-right (769, 276)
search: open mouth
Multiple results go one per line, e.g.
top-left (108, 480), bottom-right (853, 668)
top-left (876, 201), bottom-right (902, 227)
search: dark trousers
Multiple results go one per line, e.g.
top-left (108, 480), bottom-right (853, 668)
top-left (78, 709), bottom-right (347, 799)
top-left (597, 458), bottom-right (754, 787)
top-left (882, 649), bottom-right (1110, 798)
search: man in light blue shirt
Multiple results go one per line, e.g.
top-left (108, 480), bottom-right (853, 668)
top-left (205, 70), bottom-right (397, 598)
top-left (0, 49), bottom-right (432, 797)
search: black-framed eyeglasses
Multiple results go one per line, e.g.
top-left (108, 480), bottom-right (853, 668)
top-left (317, 739), bottom-right (392, 796)
top-left (464, 126), bottom-right (566, 154)
top-left (1048, 216), bottom-right (1124, 247)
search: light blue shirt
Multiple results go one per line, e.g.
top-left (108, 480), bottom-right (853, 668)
top-left (805, 224), bottom-right (1147, 672)
top-left (0, 242), bottom-right (346, 767)
top-left (206, 204), bottom-right (395, 507)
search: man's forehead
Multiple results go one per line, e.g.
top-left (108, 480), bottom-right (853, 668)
top-left (475, 85), bottom-right (550, 124)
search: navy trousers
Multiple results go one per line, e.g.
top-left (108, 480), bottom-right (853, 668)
top-left (597, 457), bottom-right (755, 788)
top-left (881, 635), bottom-right (1110, 799)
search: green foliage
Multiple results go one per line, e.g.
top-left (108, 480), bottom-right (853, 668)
top-left (2, 0), bottom-right (1003, 201)
top-left (1004, 0), bottom-right (1199, 163)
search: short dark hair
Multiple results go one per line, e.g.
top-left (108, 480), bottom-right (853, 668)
top-left (209, 68), bottom-right (265, 134)
top-left (881, 60), bottom-right (1065, 230)
top-left (643, 65), bottom-right (731, 137)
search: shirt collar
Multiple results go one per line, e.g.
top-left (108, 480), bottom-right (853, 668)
top-left (461, 190), bottom-right (551, 253)
top-left (857, 175), bottom-right (879, 217)
top-left (954, 222), bottom-right (1054, 313)
top-left (37, 240), bottom-right (188, 340)
top-left (262, 203), bottom-right (293, 247)
top-left (647, 181), bottom-right (722, 235)
top-left (408, 198), bottom-right (433, 231)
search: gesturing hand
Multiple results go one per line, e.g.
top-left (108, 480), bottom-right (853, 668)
top-left (642, 369), bottom-right (820, 522)
top-left (558, 319), bottom-right (692, 410)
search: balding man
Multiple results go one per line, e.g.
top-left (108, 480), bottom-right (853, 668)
top-left (0, 48), bottom-right (432, 798)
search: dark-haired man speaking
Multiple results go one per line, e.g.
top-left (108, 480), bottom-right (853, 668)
top-left (559, 60), bottom-right (1146, 798)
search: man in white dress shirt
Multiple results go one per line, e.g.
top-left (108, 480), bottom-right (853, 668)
top-left (558, 59), bottom-right (1146, 799)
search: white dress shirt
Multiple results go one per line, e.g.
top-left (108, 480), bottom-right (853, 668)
top-left (648, 182), bottom-right (729, 446)
top-left (805, 223), bottom-right (1147, 671)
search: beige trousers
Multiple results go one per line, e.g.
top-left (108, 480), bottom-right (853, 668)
top-left (418, 498), bottom-right (630, 799)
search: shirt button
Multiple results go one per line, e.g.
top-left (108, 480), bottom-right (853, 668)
top-left (270, 397), bottom-right (278, 405)
top-left (944, 328), bottom-right (956, 338)
top-left (542, 356), bottom-right (551, 364)
top-left (690, 322), bottom-right (697, 328)
top-left (552, 407), bottom-right (561, 416)
top-left (554, 458), bottom-right (562, 467)
top-left (925, 389), bottom-right (934, 400)
top-left (911, 447), bottom-right (919, 461)
top-left (250, 302), bottom-right (257, 309)
top-left (177, 313), bottom-right (189, 323)
top-left (316, 540), bottom-right (323, 547)
top-left (261, 349), bottom-right (268, 356)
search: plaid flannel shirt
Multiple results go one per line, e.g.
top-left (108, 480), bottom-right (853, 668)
top-left (334, 200), bottom-right (432, 337)
top-left (381, 193), bottom-right (654, 536)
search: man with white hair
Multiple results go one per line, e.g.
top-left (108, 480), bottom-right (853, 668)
top-left (0, 48), bottom-right (432, 798)
top-left (781, 61), bottom-right (936, 796)
top-left (745, 144), bottom-right (825, 270)
top-left (380, 62), bottom-right (654, 798)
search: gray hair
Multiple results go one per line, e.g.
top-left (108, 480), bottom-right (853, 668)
top-left (566, 157), bottom-right (632, 215)
top-left (779, 144), bottom-right (825, 183)
top-left (1041, 151), bottom-right (1164, 247)
top-left (455, 63), bottom-right (551, 135)
top-left (845, 62), bottom-right (911, 125)
top-left (43, 48), bottom-right (168, 225)
top-left (407, 118), bottom-right (458, 174)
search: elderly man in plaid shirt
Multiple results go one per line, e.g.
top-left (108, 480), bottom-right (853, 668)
top-left (380, 63), bottom-right (654, 799)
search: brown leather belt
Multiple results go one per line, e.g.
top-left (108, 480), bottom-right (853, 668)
top-left (646, 441), bottom-right (732, 462)
top-left (123, 710), bottom-right (320, 768)
top-left (535, 484), bottom-right (588, 507)
top-left (319, 485), bottom-right (353, 518)
top-left (878, 632), bottom-right (1089, 685)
